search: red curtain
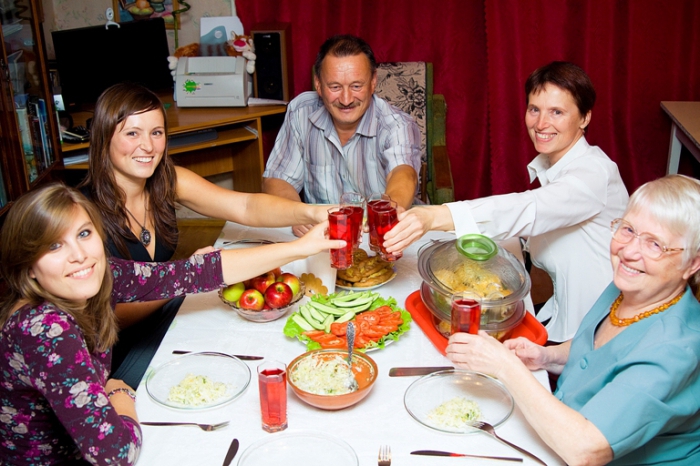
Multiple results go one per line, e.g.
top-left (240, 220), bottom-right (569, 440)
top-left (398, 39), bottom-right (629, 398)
top-left (236, 0), bottom-right (700, 200)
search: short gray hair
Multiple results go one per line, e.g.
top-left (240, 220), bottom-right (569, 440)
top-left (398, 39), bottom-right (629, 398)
top-left (625, 174), bottom-right (700, 267)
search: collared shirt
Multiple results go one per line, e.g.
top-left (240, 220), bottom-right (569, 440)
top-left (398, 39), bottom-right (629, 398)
top-left (446, 136), bottom-right (629, 341)
top-left (263, 91), bottom-right (421, 204)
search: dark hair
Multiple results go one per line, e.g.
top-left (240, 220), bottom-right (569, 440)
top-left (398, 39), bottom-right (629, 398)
top-left (0, 183), bottom-right (118, 352)
top-left (79, 82), bottom-right (178, 259)
top-left (313, 34), bottom-right (377, 79)
top-left (525, 61), bottom-right (596, 118)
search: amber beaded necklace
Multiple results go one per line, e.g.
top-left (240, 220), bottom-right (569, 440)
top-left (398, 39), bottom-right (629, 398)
top-left (609, 289), bottom-right (685, 327)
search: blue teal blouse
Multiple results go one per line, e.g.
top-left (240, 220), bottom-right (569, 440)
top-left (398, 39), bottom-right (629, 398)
top-left (556, 283), bottom-right (700, 465)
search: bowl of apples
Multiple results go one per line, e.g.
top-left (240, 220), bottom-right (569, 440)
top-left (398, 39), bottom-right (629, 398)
top-left (219, 269), bottom-right (305, 323)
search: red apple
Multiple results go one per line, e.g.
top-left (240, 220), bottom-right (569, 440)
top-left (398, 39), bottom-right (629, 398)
top-left (251, 272), bottom-right (276, 294)
top-left (264, 282), bottom-right (293, 309)
top-left (239, 289), bottom-right (265, 311)
top-left (270, 267), bottom-right (283, 278)
top-left (276, 272), bottom-right (301, 296)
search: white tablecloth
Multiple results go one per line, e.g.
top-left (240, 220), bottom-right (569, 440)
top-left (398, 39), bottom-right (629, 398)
top-left (134, 224), bottom-right (564, 465)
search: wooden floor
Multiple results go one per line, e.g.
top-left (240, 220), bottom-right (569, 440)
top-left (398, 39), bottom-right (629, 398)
top-left (172, 218), bottom-right (226, 260)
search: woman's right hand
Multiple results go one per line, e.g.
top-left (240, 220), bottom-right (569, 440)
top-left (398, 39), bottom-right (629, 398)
top-left (293, 220), bottom-right (346, 255)
top-left (382, 206), bottom-right (436, 252)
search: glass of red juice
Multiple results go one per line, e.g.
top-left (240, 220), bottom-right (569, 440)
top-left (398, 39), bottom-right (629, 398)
top-left (372, 200), bottom-right (403, 261)
top-left (450, 292), bottom-right (481, 335)
top-left (258, 360), bottom-right (288, 433)
top-left (367, 193), bottom-right (391, 252)
top-left (340, 192), bottom-right (365, 250)
top-left (328, 206), bottom-right (354, 269)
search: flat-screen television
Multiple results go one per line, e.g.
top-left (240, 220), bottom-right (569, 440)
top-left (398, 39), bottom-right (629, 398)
top-left (52, 18), bottom-right (173, 112)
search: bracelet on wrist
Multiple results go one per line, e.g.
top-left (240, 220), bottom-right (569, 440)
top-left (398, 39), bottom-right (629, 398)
top-left (107, 387), bottom-right (136, 402)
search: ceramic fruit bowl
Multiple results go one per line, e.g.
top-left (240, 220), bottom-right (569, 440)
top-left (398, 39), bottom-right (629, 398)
top-left (287, 349), bottom-right (378, 410)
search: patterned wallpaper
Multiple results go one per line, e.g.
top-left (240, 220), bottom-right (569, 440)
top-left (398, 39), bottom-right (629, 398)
top-left (42, 0), bottom-right (243, 57)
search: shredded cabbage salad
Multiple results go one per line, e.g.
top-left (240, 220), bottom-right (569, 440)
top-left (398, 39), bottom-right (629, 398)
top-left (167, 373), bottom-right (228, 406)
top-left (427, 397), bottom-right (482, 429)
top-left (289, 354), bottom-right (356, 395)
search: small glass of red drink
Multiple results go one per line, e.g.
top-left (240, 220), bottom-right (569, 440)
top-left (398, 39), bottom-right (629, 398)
top-left (366, 193), bottom-right (392, 252)
top-left (340, 192), bottom-right (365, 250)
top-left (450, 291), bottom-right (482, 335)
top-left (371, 200), bottom-right (402, 261)
top-left (258, 360), bottom-right (288, 433)
top-left (328, 206), bottom-right (355, 269)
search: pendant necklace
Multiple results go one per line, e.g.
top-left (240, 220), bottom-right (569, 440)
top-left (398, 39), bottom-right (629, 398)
top-left (124, 198), bottom-right (152, 247)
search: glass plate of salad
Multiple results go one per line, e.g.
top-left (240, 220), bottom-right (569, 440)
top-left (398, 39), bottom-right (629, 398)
top-left (283, 290), bottom-right (411, 352)
top-left (145, 352), bottom-right (251, 410)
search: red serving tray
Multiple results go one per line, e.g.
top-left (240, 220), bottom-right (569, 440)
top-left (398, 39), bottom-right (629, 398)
top-left (405, 290), bottom-right (548, 355)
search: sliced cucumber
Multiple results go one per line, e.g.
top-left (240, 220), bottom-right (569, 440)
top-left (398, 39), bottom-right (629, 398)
top-left (308, 306), bottom-right (327, 322)
top-left (291, 314), bottom-right (314, 331)
top-left (332, 296), bottom-right (374, 308)
top-left (334, 310), bottom-right (356, 324)
top-left (322, 314), bottom-right (334, 333)
top-left (308, 300), bottom-right (349, 316)
top-left (300, 306), bottom-right (325, 330)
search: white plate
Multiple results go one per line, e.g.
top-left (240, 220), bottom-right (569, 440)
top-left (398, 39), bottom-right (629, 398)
top-left (145, 352), bottom-right (251, 410)
top-left (237, 430), bottom-right (358, 466)
top-left (404, 370), bottom-right (514, 433)
top-left (335, 270), bottom-right (397, 291)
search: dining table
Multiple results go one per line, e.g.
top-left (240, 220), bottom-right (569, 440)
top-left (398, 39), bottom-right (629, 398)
top-left (134, 222), bottom-right (565, 465)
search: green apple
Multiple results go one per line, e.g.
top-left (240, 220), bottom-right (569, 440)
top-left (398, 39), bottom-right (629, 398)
top-left (222, 282), bottom-right (245, 304)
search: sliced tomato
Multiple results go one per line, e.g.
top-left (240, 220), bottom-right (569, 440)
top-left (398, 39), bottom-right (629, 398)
top-left (372, 306), bottom-right (394, 315)
top-left (306, 332), bottom-right (338, 343)
top-left (302, 330), bottom-right (327, 338)
top-left (355, 312), bottom-right (381, 325)
top-left (354, 334), bottom-right (372, 348)
top-left (319, 337), bottom-right (347, 349)
top-left (330, 322), bottom-right (348, 336)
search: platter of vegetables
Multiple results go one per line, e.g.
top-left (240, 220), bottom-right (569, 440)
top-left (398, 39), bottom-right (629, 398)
top-left (283, 291), bottom-right (412, 352)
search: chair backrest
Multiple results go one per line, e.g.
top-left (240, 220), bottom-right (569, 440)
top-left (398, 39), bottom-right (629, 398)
top-left (374, 62), bottom-right (430, 167)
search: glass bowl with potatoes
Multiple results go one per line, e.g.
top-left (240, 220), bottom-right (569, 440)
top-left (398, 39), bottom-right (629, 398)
top-left (416, 237), bottom-right (531, 341)
top-left (335, 248), bottom-right (397, 290)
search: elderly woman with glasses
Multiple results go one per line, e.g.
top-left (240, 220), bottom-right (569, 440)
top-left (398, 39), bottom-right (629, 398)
top-left (445, 175), bottom-right (700, 465)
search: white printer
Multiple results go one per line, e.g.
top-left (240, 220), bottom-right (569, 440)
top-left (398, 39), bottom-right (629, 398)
top-left (175, 56), bottom-right (252, 107)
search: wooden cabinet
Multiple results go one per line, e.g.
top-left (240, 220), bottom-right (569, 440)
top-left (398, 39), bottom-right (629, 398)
top-left (62, 93), bottom-right (287, 194)
top-left (0, 0), bottom-right (60, 221)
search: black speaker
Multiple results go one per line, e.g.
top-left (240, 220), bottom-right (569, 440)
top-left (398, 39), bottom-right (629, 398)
top-left (251, 24), bottom-right (292, 102)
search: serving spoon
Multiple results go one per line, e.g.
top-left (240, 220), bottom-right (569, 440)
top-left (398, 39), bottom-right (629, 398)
top-left (346, 322), bottom-right (359, 392)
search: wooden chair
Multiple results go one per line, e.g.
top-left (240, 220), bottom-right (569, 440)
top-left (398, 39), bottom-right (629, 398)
top-left (374, 62), bottom-right (455, 204)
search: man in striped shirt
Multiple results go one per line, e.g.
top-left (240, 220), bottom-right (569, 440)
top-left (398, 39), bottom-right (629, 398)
top-left (262, 35), bottom-right (422, 236)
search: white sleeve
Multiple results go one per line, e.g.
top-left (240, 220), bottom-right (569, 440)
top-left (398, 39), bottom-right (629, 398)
top-left (445, 158), bottom-right (610, 241)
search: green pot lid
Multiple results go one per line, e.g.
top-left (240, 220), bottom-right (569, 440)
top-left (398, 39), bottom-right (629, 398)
top-left (455, 234), bottom-right (498, 261)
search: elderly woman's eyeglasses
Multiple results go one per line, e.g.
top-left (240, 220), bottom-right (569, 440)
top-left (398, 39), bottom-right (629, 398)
top-left (610, 218), bottom-right (685, 259)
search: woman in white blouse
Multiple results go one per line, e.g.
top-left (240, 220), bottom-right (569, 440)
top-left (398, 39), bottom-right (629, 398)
top-left (384, 61), bottom-right (629, 342)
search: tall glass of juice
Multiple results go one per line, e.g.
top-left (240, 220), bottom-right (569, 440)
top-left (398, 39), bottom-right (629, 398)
top-left (258, 360), bottom-right (288, 433)
top-left (372, 200), bottom-right (403, 261)
top-left (367, 193), bottom-right (391, 252)
top-left (450, 292), bottom-right (481, 335)
top-left (340, 192), bottom-right (365, 250)
top-left (328, 206), bottom-right (354, 269)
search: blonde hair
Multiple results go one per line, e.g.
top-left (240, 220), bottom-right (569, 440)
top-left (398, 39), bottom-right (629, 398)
top-left (0, 184), bottom-right (118, 352)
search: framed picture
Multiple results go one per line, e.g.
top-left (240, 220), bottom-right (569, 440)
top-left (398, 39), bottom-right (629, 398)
top-left (113, 0), bottom-right (181, 30)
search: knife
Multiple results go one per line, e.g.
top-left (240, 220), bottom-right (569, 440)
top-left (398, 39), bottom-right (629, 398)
top-left (222, 438), bottom-right (240, 466)
top-left (172, 350), bottom-right (264, 360)
top-left (411, 450), bottom-right (523, 462)
top-left (389, 366), bottom-right (454, 377)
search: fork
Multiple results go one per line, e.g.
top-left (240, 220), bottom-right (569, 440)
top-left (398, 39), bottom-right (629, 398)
top-left (468, 421), bottom-right (547, 465)
top-left (140, 421), bottom-right (230, 431)
top-left (378, 445), bottom-right (391, 466)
